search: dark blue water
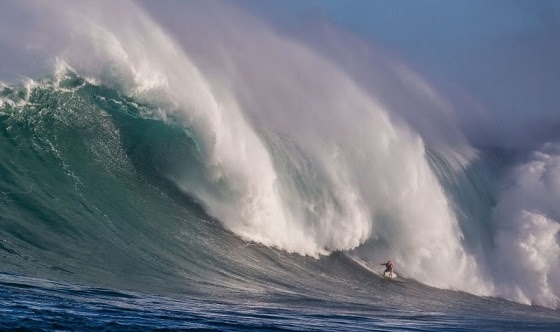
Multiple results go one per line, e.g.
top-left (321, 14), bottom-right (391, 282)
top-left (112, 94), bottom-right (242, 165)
top-left (2, 273), bottom-right (559, 331)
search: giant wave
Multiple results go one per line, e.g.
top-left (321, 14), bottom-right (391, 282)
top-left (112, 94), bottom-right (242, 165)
top-left (0, 0), bottom-right (558, 311)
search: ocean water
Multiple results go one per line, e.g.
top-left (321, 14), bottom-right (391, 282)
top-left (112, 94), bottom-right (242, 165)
top-left (0, 68), bottom-right (558, 331)
top-left (1, 1), bottom-right (560, 330)
top-left (1, 273), bottom-right (558, 331)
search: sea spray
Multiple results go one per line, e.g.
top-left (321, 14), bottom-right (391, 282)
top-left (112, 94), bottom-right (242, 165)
top-left (492, 147), bottom-right (560, 308)
top-left (48, 0), bottom-right (487, 291)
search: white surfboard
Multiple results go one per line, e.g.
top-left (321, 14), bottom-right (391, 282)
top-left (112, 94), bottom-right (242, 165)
top-left (382, 271), bottom-right (407, 283)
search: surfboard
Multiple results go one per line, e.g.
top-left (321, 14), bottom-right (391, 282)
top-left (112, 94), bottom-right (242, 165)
top-left (382, 272), bottom-right (406, 283)
top-left (382, 272), bottom-right (398, 279)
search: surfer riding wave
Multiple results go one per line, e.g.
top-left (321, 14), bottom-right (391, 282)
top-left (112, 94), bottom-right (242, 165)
top-left (381, 260), bottom-right (394, 277)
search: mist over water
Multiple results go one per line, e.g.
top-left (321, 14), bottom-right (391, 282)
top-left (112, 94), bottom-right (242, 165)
top-left (1, 0), bottom-right (559, 310)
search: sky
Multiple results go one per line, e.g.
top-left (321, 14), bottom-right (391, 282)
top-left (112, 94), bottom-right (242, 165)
top-left (216, 0), bottom-right (560, 148)
top-left (239, 0), bottom-right (558, 72)
top-left (1, 0), bottom-right (560, 148)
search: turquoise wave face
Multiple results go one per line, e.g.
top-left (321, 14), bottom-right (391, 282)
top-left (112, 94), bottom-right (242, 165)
top-left (0, 70), bottom-right (388, 301)
top-left (0, 70), bottom-right (242, 295)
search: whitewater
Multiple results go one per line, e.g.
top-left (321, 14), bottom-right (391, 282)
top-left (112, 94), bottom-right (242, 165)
top-left (0, 0), bottom-right (559, 330)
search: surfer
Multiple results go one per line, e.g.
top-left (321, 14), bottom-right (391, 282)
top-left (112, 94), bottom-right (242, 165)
top-left (381, 260), bottom-right (393, 277)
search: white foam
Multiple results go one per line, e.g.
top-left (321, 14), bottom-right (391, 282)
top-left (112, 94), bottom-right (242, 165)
top-left (492, 146), bottom-right (560, 308)
top-left (145, 2), bottom-right (490, 293)
top-left (45, 1), bottom-right (323, 255)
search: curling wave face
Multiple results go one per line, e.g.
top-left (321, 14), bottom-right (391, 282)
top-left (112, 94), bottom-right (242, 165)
top-left (0, 0), bottom-right (558, 309)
